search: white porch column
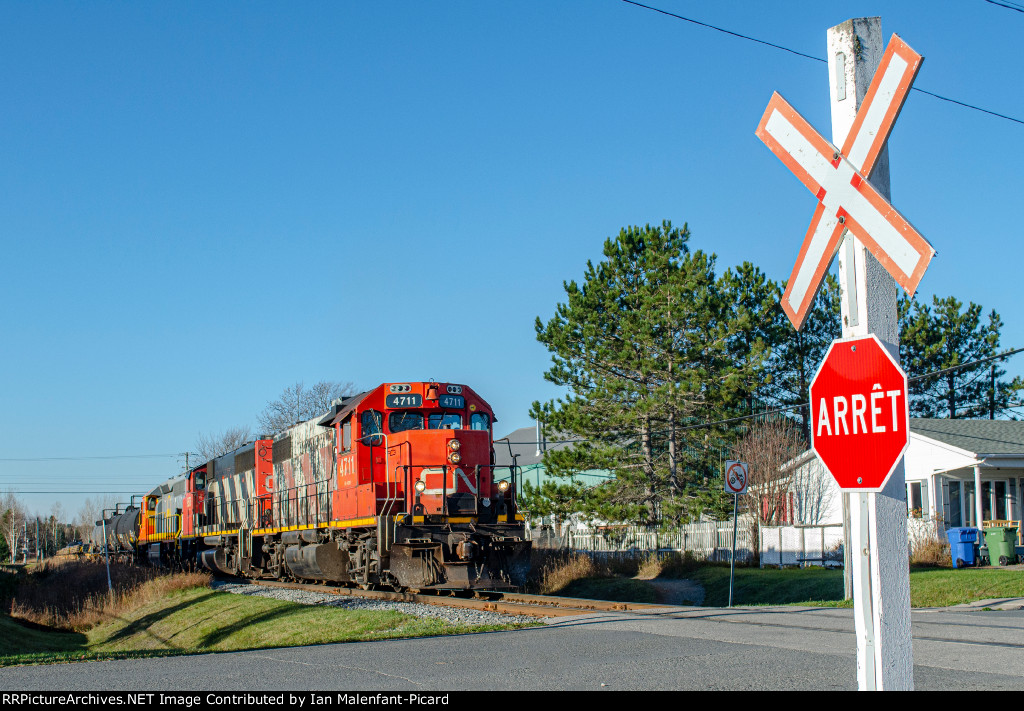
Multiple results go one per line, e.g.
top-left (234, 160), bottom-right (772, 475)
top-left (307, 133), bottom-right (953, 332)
top-left (974, 464), bottom-right (984, 528)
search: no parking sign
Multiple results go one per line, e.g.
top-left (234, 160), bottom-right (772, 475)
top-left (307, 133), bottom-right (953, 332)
top-left (724, 460), bottom-right (749, 495)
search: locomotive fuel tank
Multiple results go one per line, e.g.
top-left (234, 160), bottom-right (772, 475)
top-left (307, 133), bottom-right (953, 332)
top-left (284, 542), bottom-right (351, 582)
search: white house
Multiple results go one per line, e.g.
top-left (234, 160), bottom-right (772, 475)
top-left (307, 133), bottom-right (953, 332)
top-left (786, 418), bottom-right (1024, 538)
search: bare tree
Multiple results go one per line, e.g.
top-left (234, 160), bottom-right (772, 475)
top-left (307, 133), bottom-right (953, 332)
top-left (49, 501), bottom-right (65, 554)
top-left (195, 426), bottom-right (253, 462)
top-left (75, 495), bottom-right (118, 542)
top-left (791, 457), bottom-right (836, 525)
top-left (734, 417), bottom-right (807, 554)
top-left (257, 380), bottom-right (358, 435)
top-left (1, 491), bottom-right (25, 564)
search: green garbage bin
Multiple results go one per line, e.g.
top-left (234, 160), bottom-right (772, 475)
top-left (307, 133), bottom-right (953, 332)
top-left (983, 526), bottom-right (1018, 566)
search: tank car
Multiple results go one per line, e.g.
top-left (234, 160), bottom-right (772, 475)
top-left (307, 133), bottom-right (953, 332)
top-left (88, 503), bottom-right (141, 563)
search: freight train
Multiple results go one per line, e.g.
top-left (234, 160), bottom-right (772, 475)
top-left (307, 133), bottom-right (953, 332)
top-left (89, 382), bottom-right (531, 591)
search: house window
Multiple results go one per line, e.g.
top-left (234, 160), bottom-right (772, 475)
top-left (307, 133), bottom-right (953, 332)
top-left (981, 480), bottom-right (1011, 521)
top-left (949, 482), bottom-right (962, 527)
top-left (907, 481), bottom-right (928, 518)
top-left (949, 481), bottom-right (978, 527)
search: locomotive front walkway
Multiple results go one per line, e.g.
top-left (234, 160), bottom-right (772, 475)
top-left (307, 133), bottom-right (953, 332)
top-left (2, 602), bottom-right (1023, 691)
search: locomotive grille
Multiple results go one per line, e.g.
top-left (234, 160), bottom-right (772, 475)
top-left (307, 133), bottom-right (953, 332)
top-left (235, 448), bottom-right (256, 473)
top-left (272, 437), bottom-right (292, 463)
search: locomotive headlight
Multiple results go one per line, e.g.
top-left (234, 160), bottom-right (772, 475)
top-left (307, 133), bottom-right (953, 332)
top-left (448, 439), bottom-right (461, 452)
top-left (498, 480), bottom-right (510, 493)
top-left (414, 480), bottom-right (426, 494)
top-left (448, 451), bottom-right (462, 464)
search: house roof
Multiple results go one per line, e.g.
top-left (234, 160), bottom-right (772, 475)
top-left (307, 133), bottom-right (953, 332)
top-left (910, 418), bottom-right (1024, 456)
top-left (784, 417), bottom-right (1024, 471)
top-left (493, 426), bottom-right (578, 468)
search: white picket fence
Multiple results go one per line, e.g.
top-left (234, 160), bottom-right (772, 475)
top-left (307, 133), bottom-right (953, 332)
top-left (759, 524), bottom-right (844, 567)
top-left (531, 519), bottom-right (755, 562)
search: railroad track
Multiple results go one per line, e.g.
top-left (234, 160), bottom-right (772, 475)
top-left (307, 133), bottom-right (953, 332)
top-left (240, 578), bottom-right (672, 618)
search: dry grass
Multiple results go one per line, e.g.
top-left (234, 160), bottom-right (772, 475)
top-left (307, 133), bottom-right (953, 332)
top-left (910, 538), bottom-right (952, 567)
top-left (8, 558), bottom-right (210, 631)
top-left (532, 551), bottom-right (604, 594)
top-left (529, 549), bottom-right (702, 594)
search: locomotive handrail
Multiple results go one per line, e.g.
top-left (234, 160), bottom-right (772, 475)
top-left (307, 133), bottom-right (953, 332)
top-left (194, 455), bottom-right (520, 536)
top-left (382, 439), bottom-right (411, 518)
top-left (357, 431), bottom-right (400, 519)
top-left (246, 477), bottom-right (332, 532)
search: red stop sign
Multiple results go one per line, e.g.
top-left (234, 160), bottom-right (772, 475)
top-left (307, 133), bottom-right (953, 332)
top-left (810, 334), bottom-right (909, 491)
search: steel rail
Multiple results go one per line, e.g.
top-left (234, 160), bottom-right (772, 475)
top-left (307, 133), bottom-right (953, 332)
top-left (237, 578), bottom-right (673, 618)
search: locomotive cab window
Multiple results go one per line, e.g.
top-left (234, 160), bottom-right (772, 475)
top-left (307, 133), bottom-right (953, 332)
top-left (193, 472), bottom-right (206, 490)
top-left (389, 411), bottom-right (424, 433)
top-left (428, 413), bottom-right (462, 430)
top-left (470, 413), bottom-right (490, 431)
top-left (342, 420), bottom-right (352, 451)
top-left (361, 410), bottom-right (384, 446)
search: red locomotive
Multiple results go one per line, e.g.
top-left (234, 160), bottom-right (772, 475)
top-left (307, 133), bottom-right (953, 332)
top-left (94, 381), bottom-right (531, 591)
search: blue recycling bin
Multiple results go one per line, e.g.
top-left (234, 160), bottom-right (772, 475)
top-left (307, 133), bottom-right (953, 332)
top-left (947, 527), bottom-right (978, 568)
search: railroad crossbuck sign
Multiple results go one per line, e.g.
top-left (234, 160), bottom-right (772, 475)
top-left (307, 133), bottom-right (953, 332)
top-left (755, 34), bottom-right (935, 330)
top-left (810, 334), bottom-right (909, 491)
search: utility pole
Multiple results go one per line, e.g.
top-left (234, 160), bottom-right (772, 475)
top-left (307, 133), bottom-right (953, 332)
top-left (990, 364), bottom-right (996, 419)
top-left (830, 17), bottom-right (914, 690)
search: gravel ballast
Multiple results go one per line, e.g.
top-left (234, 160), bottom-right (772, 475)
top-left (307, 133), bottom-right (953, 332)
top-left (210, 580), bottom-right (546, 627)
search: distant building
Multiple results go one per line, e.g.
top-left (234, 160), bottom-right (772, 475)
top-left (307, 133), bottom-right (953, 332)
top-left (493, 424), bottom-right (611, 496)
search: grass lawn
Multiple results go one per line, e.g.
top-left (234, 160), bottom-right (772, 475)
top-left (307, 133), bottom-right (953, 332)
top-left (691, 565), bottom-right (846, 607)
top-left (905, 566), bottom-right (1024, 608)
top-left (0, 586), bottom-right (535, 667)
top-left (553, 563), bottom-right (1024, 609)
top-left (558, 576), bottom-right (659, 603)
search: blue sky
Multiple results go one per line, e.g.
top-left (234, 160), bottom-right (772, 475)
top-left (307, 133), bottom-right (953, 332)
top-left (3, 1), bottom-right (1022, 518)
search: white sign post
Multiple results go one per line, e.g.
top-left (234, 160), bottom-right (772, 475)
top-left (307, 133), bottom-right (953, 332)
top-left (724, 460), bottom-right (749, 607)
top-left (756, 18), bottom-right (924, 690)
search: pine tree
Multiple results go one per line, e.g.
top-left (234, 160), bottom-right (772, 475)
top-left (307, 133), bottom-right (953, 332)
top-left (765, 274), bottom-right (842, 440)
top-left (900, 295), bottom-right (1022, 418)
top-left (720, 262), bottom-right (784, 412)
top-left (532, 221), bottom-right (762, 526)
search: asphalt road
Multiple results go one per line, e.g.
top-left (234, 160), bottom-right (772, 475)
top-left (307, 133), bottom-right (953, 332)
top-left (2, 601), bottom-right (1023, 691)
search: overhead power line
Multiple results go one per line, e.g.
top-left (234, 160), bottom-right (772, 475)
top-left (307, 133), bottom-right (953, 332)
top-left (984, 0), bottom-right (1024, 14)
top-left (5, 348), bottom-right (1023, 467)
top-left (620, 0), bottom-right (1024, 127)
top-left (6, 491), bottom-right (142, 495)
top-left (619, 0), bottom-right (823, 62)
top-left (908, 346), bottom-right (1024, 383)
top-left (0, 453), bottom-right (179, 463)
top-left (512, 346), bottom-right (1024, 447)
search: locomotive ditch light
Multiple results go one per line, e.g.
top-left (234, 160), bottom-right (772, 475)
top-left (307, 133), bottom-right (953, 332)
top-left (448, 439), bottom-right (461, 452)
top-left (414, 480), bottom-right (426, 494)
top-left (497, 480), bottom-right (510, 493)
